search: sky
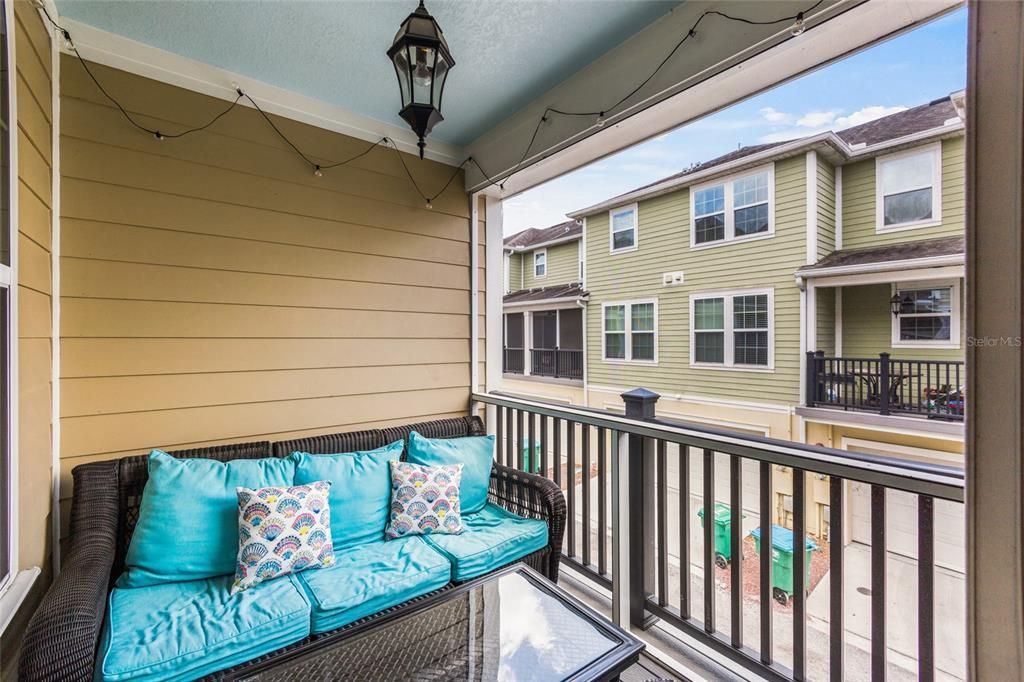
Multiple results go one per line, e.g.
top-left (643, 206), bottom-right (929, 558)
top-left (502, 7), bottom-right (968, 236)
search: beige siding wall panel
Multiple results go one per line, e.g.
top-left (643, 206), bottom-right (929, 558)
top-left (60, 337), bottom-right (471, 378)
top-left (60, 257), bottom-right (469, 314)
top-left (59, 61), bottom-right (474, 491)
top-left (585, 156), bottom-right (807, 405)
top-left (62, 363), bottom-right (468, 418)
top-left (18, 177), bottom-right (50, 250)
top-left (60, 57), bottom-right (460, 191)
top-left (62, 180), bottom-right (472, 266)
top-left (521, 240), bottom-right (580, 290)
top-left (841, 136), bottom-right (966, 249)
top-left (61, 386), bottom-right (471, 460)
top-left (60, 97), bottom-right (468, 217)
top-left (13, 3), bottom-right (54, 581)
top-left (62, 299), bottom-right (468, 339)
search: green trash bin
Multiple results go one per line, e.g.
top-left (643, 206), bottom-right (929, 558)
top-left (697, 503), bottom-right (735, 568)
top-left (751, 525), bottom-right (817, 604)
top-left (521, 439), bottom-right (542, 474)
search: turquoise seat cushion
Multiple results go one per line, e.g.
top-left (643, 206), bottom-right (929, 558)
top-left (424, 504), bottom-right (548, 581)
top-left (407, 431), bottom-right (495, 513)
top-left (297, 536), bottom-right (450, 633)
top-left (120, 451), bottom-right (295, 587)
top-left (97, 574), bottom-right (310, 682)
top-left (291, 440), bottom-right (402, 551)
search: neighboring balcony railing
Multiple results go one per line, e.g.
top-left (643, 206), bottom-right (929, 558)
top-left (806, 351), bottom-right (966, 421)
top-left (531, 347), bottom-right (584, 381)
top-left (472, 390), bottom-right (965, 682)
top-left (503, 347), bottom-right (525, 374)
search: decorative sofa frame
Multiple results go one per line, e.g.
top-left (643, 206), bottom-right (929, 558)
top-left (19, 416), bottom-right (566, 682)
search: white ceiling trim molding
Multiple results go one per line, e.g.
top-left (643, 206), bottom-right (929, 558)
top-left (57, 17), bottom-right (465, 166)
top-left (469, 0), bottom-right (962, 197)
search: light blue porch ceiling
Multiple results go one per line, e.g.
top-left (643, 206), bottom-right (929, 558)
top-left (55, 0), bottom-right (681, 147)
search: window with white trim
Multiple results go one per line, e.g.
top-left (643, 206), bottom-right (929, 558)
top-left (533, 249), bottom-right (546, 278)
top-left (876, 144), bottom-right (942, 230)
top-left (691, 166), bottom-right (773, 246)
top-left (0, 0), bottom-right (13, 593)
top-left (892, 282), bottom-right (959, 347)
top-left (608, 204), bottom-right (637, 253)
top-left (603, 300), bottom-right (657, 362)
top-left (691, 290), bottom-right (773, 368)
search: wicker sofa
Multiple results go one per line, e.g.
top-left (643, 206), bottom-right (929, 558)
top-left (19, 416), bottom-right (566, 682)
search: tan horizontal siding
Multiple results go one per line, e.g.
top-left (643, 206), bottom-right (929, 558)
top-left (584, 156), bottom-right (806, 404)
top-left (841, 136), bottom-right (965, 249)
top-left (59, 57), bottom-right (475, 507)
top-left (815, 291), bottom-right (835, 355)
top-left (14, 2), bottom-right (54, 583)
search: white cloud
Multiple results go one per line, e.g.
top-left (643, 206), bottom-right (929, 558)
top-left (833, 105), bottom-right (908, 129)
top-left (759, 107), bottom-right (793, 124)
top-left (796, 110), bottom-right (838, 128)
top-left (757, 104), bottom-right (909, 143)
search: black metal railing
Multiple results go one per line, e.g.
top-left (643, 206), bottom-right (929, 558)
top-left (502, 347), bottom-right (524, 374)
top-left (472, 390), bottom-right (965, 682)
top-left (806, 351), bottom-right (965, 421)
top-left (531, 347), bottom-right (584, 381)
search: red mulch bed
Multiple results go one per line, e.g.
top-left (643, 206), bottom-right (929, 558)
top-left (714, 534), bottom-right (830, 610)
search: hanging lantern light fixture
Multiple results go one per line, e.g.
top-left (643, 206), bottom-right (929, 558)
top-left (387, 1), bottom-right (455, 159)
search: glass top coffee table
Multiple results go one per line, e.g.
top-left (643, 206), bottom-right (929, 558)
top-left (226, 564), bottom-right (644, 681)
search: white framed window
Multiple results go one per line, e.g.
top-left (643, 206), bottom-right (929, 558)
top-left (608, 203), bottom-right (638, 253)
top-left (690, 289), bottom-right (774, 369)
top-left (891, 280), bottom-right (960, 348)
top-left (875, 143), bottom-right (942, 231)
top-left (602, 299), bottom-right (657, 363)
top-left (690, 165), bottom-right (774, 248)
top-left (533, 248), bottom-right (547, 279)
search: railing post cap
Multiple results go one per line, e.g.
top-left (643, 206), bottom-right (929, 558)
top-left (621, 387), bottom-right (660, 419)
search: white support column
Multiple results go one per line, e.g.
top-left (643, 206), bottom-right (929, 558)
top-left (484, 194), bottom-right (504, 434)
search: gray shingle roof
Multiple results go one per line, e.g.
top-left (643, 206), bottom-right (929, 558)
top-left (797, 236), bottom-right (965, 274)
top-left (504, 219), bottom-right (582, 250)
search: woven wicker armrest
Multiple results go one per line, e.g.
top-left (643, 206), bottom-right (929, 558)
top-left (20, 461), bottom-right (120, 682)
top-left (487, 463), bottom-right (566, 582)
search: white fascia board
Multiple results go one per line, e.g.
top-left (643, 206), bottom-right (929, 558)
top-left (503, 295), bottom-right (586, 310)
top-left (57, 18), bottom-right (465, 166)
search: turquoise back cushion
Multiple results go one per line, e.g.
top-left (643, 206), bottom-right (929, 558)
top-left (407, 431), bottom-right (495, 514)
top-left (119, 450), bottom-right (296, 588)
top-left (291, 440), bottom-right (403, 550)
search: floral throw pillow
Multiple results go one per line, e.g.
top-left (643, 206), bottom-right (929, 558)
top-left (385, 461), bottom-right (464, 539)
top-left (232, 480), bottom-right (335, 593)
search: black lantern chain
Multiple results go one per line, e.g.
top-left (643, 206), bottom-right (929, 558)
top-left (40, 0), bottom-right (823, 205)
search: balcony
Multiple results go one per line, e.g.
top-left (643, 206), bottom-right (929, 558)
top-left (806, 351), bottom-right (965, 421)
top-left (473, 390), bottom-right (966, 681)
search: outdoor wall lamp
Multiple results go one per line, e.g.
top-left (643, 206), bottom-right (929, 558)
top-left (891, 293), bottom-right (913, 316)
top-left (388, 1), bottom-right (455, 159)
